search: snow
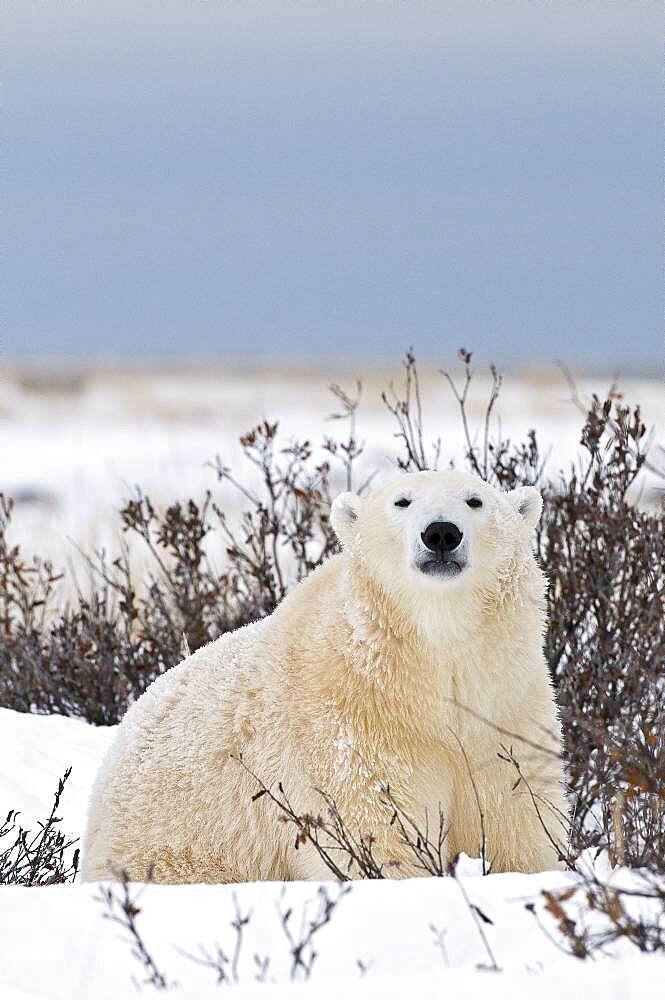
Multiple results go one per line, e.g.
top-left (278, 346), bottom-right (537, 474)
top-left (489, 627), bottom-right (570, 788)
top-left (0, 708), bottom-right (114, 838)
top-left (1, 706), bottom-right (663, 997)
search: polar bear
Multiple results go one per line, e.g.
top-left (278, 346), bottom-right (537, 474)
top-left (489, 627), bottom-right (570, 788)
top-left (81, 470), bottom-right (568, 883)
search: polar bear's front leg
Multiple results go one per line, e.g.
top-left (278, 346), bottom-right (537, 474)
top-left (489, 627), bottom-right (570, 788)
top-left (490, 787), bottom-right (568, 873)
top-left (485, 759), bottom-right (568, 874)
top-left (444, 746), bottom-right (568, 874)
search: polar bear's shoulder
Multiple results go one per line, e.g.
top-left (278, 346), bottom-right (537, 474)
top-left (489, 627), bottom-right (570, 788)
top-left (117, 616), bottom-right (268, 728)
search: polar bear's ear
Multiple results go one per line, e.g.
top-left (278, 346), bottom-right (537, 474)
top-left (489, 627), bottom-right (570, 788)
top-left (507, 486), bottom-right (543, 530)
top-left (330, 492), bottom-right (363, 547)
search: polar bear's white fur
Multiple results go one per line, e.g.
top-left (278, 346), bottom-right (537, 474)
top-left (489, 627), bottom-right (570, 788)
top-left (82, 470), bottom-right (568, 882)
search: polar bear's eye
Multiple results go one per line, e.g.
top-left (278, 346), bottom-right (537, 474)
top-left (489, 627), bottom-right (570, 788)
top-left (394, 497), bottom-right (411, 508)
top-left (466, 497), bottom-right (483, 509)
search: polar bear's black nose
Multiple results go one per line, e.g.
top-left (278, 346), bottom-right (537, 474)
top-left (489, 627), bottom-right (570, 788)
top-left (421, 521), bottom-right (463, 554)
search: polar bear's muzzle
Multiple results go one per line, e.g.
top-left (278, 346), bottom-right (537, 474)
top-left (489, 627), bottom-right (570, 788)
top-left (417, 520), bottom-right (467, 577)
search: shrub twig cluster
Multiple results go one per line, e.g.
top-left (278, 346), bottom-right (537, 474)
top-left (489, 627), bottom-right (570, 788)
top-left (239, 753), bottom-right (450, 880)
top-left (0, 769), bottom-right (79, 886)
top-left (99, 872), bottom-right (350, 988)
top-left (528, 868), bottom-right (665, 959)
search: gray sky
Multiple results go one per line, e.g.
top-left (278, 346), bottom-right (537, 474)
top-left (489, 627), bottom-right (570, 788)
top-left (4, 1), bottom-right (662, 372)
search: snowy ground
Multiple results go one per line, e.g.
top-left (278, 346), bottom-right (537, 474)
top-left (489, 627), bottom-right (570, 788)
top-left (1, 707), bottom-right (663, 999)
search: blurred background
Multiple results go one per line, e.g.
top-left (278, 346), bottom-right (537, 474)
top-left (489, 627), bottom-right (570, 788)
top-left (2, 0), bottom-right (662, 568)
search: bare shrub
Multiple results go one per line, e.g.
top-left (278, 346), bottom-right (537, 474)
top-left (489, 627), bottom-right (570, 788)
top-left (0, 414), bottom-right (347, 723)
top-left (0, 769), bottom-right (79, 886)
top-left (530, 867), bottom-right (665, 959)
top-left (537, 396), bottom-right (665, 868)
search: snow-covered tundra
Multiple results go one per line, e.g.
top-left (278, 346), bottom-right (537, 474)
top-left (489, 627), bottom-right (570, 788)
top-left (82, 470), bottom-right (567, 883)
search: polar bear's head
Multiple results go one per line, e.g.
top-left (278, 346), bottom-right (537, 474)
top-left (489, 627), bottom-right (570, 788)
top-left (331, 470), bottom-right (542, 610)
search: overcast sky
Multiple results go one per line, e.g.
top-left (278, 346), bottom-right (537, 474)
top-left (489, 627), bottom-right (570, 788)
top-left (4, 1), bottom-right (662, 372)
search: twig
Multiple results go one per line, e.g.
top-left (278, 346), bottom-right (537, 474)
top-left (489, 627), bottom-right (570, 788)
top-left (97, 872), bottom-right (172, 990)
top-left (450, 856), bottom-right (501, 971)
top-left (277, 884), bottom-right (352, 980)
